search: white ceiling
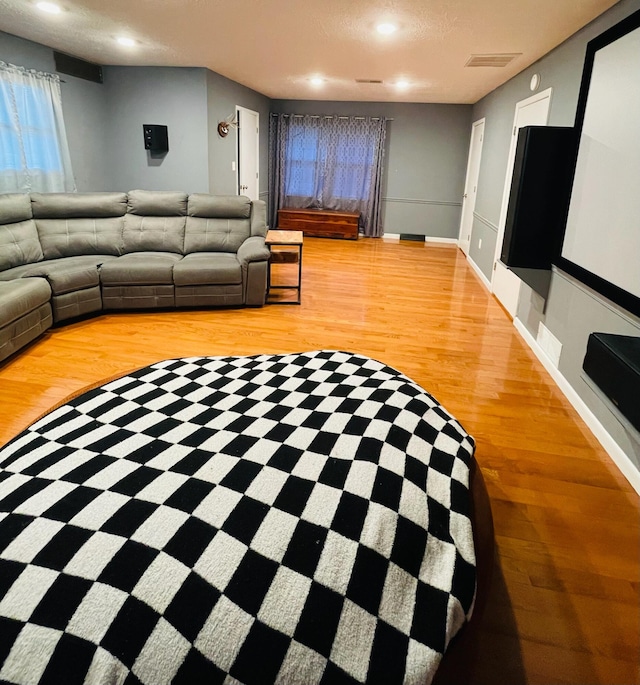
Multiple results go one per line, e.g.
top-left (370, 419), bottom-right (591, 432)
top-left (0, 0), bottom-right (621, 104)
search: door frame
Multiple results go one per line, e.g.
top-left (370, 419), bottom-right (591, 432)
top-left (235, 105), bottom-right (260, 200)
top-left (458, 117), bottom-right (485, 257)
top-left (491, 87), bottom-right (552, 315)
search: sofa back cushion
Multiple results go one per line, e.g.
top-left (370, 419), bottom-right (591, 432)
top-left (185, 195), bottom-right (251, 253)
top-left (32, 192), bottom-right (127, 259)
top-left (0, 193), bottom-right (33, 224)
top-left (0, 194), bottom-right (43, 271)
top-left (123, 190), bottom-right (187, 254)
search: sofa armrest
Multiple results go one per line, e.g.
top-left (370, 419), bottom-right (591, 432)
top-left (250, 200), bottom-right (267, 237)
top-left (237, 236), bottom-right (270, 265)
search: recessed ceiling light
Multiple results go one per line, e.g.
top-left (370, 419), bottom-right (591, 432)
top-left (396, 80), bottom-right (410, 89)
top-left (36, 2), bottom-right (61, 13)
top-left (116, 36), bottom-right (136, 47)
top-left (376, 23), bottom-right (397, 35)
top-left (309, 77), bottom-right (325, 86)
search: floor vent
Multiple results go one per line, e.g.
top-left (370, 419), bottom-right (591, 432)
top-left (355, 79), bottom-right (383, 84)
top-left (399, 234), bottom-right (425, 242)
top-left (465, 53), bottom-right (521, 68)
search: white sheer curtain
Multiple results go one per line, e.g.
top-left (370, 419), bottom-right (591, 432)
top-left (0, 61), bottom-right (75, 193)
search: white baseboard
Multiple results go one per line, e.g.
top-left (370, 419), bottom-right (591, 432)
top-left (466, 255), bottom-right (492, 291)
top-left (513, 318), bottom-right (640, 495)
top-left (425, 236), bottom-right (458, 244)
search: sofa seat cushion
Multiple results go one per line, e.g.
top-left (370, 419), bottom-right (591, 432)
top-left (0, 278), bottom-right (51, 328)
top-left (173, 253), bottom-right (242, 286)
top-left (99, 252), bottom-right (182, 286)
top-left (44, 267), bottom-right (99, 295)
top-left (0, 256), bottom-right (117, 295)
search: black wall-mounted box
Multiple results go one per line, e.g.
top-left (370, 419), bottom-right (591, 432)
top-left (143, 124), bottom-right (169, 152)
top-left (583, 333), bottom-right (640, 432)
top-left (501, 126), bottom-right (577, 271)
top-left (54, 51), bottom-right (103, 83)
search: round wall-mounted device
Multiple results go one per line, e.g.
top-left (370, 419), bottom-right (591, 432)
top-left (530, 73), bottom-right (541, 91)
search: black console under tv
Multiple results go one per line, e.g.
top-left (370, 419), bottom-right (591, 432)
top-left (583, 333), bottom-right (640, 432)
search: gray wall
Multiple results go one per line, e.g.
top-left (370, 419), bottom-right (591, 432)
top-left (100, 66), bottom-right (271, 195)
top-left (101, 66), bottom-right (210, 193)
top-left (1, 31), bottom-right (271, 195)
top-left (271, 100), bottom-right (472, 238)
top-left (62, 78), bottom-right (110, 191)
top-left (206, 70), bottom-right (271, 199)
top-left (471, 0), bottom-right (640, 473)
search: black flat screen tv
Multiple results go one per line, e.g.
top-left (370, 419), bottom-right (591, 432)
top-left (556, 9), bottom-right (640, 318)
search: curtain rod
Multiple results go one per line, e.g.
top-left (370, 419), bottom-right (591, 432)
top-left (270, 114), bottom-right (392, 121)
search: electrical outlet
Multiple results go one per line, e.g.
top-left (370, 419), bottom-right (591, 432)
top-left (478, 238), bottom-right (482, 249)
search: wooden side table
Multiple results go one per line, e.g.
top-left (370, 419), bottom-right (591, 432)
top-left (265, 229), bottom-right (303, 305)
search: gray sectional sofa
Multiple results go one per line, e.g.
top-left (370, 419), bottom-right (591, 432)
top-left (0, 190), bottom-right (270, 363)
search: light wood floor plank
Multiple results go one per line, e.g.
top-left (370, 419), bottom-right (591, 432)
top-left (0, 237), bottom-right (638, 684)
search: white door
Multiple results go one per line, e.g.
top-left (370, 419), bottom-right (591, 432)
top-left (492, 88), bottom-right (552, 317)
top-left (236, 106), bottom-right (259, 201)
top-left (458, 118), bottom-right (485, 256)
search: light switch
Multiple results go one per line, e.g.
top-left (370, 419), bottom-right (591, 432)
top-left (231, 161), bottom-right (236, 172)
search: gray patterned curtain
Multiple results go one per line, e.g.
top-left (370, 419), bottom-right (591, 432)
top-left (269, 114), bottom-right (388, 237)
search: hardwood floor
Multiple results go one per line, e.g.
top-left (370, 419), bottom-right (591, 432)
top-left (1, 237), bottom-right (638, 684)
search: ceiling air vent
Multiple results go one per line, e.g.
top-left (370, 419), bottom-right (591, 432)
top-left (465, 53), bottom-right (521, 68)
top-left (54, 51), bottom-right (103, 83)
top-left (355, 79), bottom-right (383, 84)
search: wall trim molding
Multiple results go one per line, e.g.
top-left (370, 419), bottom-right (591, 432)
top-left (513, 317), bottom-right (640, 495)
top-left (383, 197), bottom-right (462, 208)
top-left (552, 266), bottom-right (640, 328)
top-left (472, 211), bottom-right (498, 233)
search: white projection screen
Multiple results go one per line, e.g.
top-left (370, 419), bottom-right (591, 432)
top-left (557, 10), bottom-right (640, 317)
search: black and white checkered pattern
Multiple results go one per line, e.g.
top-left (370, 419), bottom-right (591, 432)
top-left (0, 350), bottom-right (476, 685)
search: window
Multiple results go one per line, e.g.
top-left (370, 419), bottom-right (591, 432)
top-left (285, 123), bottom-right (321, 198)
top-left (270, 114), bottom-right (388, 236)
top-left (283, 123), bottom-right (375, 203)
top-left (329, 130), bottom-right (374, 201)
top-left (0, 61), bottom-right (75, 193)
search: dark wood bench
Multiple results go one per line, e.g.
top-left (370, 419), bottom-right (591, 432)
top-left (277, 207), bottom-right (359, 240)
